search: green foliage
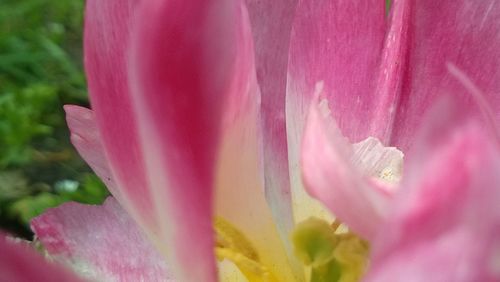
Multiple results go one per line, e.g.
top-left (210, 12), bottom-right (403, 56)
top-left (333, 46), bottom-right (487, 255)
top-left (0, 0), bottom-right (108, 237)
top-left (7, 174), bottom-right (109, 224)
top-left (385, 0), bottom-right (392, 14)
top-left (0, 84), bottom-right (57, 165)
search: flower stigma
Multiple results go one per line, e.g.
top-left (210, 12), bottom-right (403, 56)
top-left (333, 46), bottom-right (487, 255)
top-left (292, 218), bottom-right (369, 282)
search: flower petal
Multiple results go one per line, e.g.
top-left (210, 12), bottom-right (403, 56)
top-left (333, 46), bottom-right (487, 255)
top-left (370, 0), bottom-right (411, 141)
top-left (287, 0), bottom-right (386, 142)
top-left (31, 198), bottom-right (173, 282)
top-left (245, 0), bottom-right (298, 258)
top-left (287, 0), bottom-right (387, 223)
top-left (366, 102), bottom-right (500, 281)
top-left (301, 97), bottom-right (395, 240)
top-left (389, 0), bottom-right (500, 151)
top-left (128, 1), bottom-right (252, 281)
top-left (215, 95), bottom-right (299, 281)
top-left (213, 4), bottom-right (299, 280)
top-left (84, 0), bottom-right (158, 232)
top-left (64, 105), bottom-right (118, 197)
top-left (0, 234), bottom-right (83, 282)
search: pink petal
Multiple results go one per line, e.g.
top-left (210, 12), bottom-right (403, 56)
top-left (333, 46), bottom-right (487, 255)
top-left (84, 0), bottom-right (158, 231)
top-left (366, 101), bottom-right (500, 281)
top-left (245, 0), bottom-right (298, 256)
top-left (370, 0), bottom-right (411, 142)
top-left (128, 1), bottom-right (255, 281)
top-left (64, 105), bottom-right (118, 197)
top-left (389, 0), bottom-right (500, 151)
top-left (301, 97), bottom-right (394, 240)
top-left (0, 234), bottom-right (83, 282)
top-left (286, 0), bottom-right (387, 224)
top-left (287, 0), bottom-right (387, 143)
top-left (31, 198), bottom-right (173, 281)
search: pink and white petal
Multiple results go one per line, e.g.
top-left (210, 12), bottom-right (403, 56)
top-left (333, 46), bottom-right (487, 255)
top-left (0, 233), bottom-right (83, 282)
top-left (287, 0), bottom-right (387, 223)
top-left (301, 98), bottom-right (393, 240)
top-left (31, 198), bottom-right (173, 282)
top-left (366, 106), bottom-right (500, 282)
top-left (214, 4), bottom-right (299, 281)
top-left (245, 0), bottom-right (298, 257)
top-left (128, 1), bottom-right (253, 281)
top-left (64, 105), bottom-right (118, 197)
top-left (389, 0), bottom-right (500, 151)
top-left (84, 0), bottom-right (158, 232)
top-left (216, 87), bottom-right (298, 282)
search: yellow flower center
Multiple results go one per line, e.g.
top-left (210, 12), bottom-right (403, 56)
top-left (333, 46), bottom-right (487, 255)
top-left (214, 216), bottom-right (369, 282)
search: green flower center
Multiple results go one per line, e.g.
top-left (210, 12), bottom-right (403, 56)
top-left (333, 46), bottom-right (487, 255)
top-left (292, 217), bottom-right (370, 282)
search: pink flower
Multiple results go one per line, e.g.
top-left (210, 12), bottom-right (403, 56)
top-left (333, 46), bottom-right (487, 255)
top-left (6, 0), bottom-right (497, 281)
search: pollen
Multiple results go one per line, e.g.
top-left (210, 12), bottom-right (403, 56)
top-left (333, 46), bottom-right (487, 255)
top-left (214, 217), bottom-right (278, 282)
top-left (378, 166), bottom-right (398, 182)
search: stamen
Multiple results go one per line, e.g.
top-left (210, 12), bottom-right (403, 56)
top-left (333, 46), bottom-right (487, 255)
top-left (215, 217), bottom-right (259, 261)
top-left (214, 217), bottom-right (278, 282)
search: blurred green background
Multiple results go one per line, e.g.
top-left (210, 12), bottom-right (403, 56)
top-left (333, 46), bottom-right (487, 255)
top-left (0, 0), bottom-right (108, 238)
